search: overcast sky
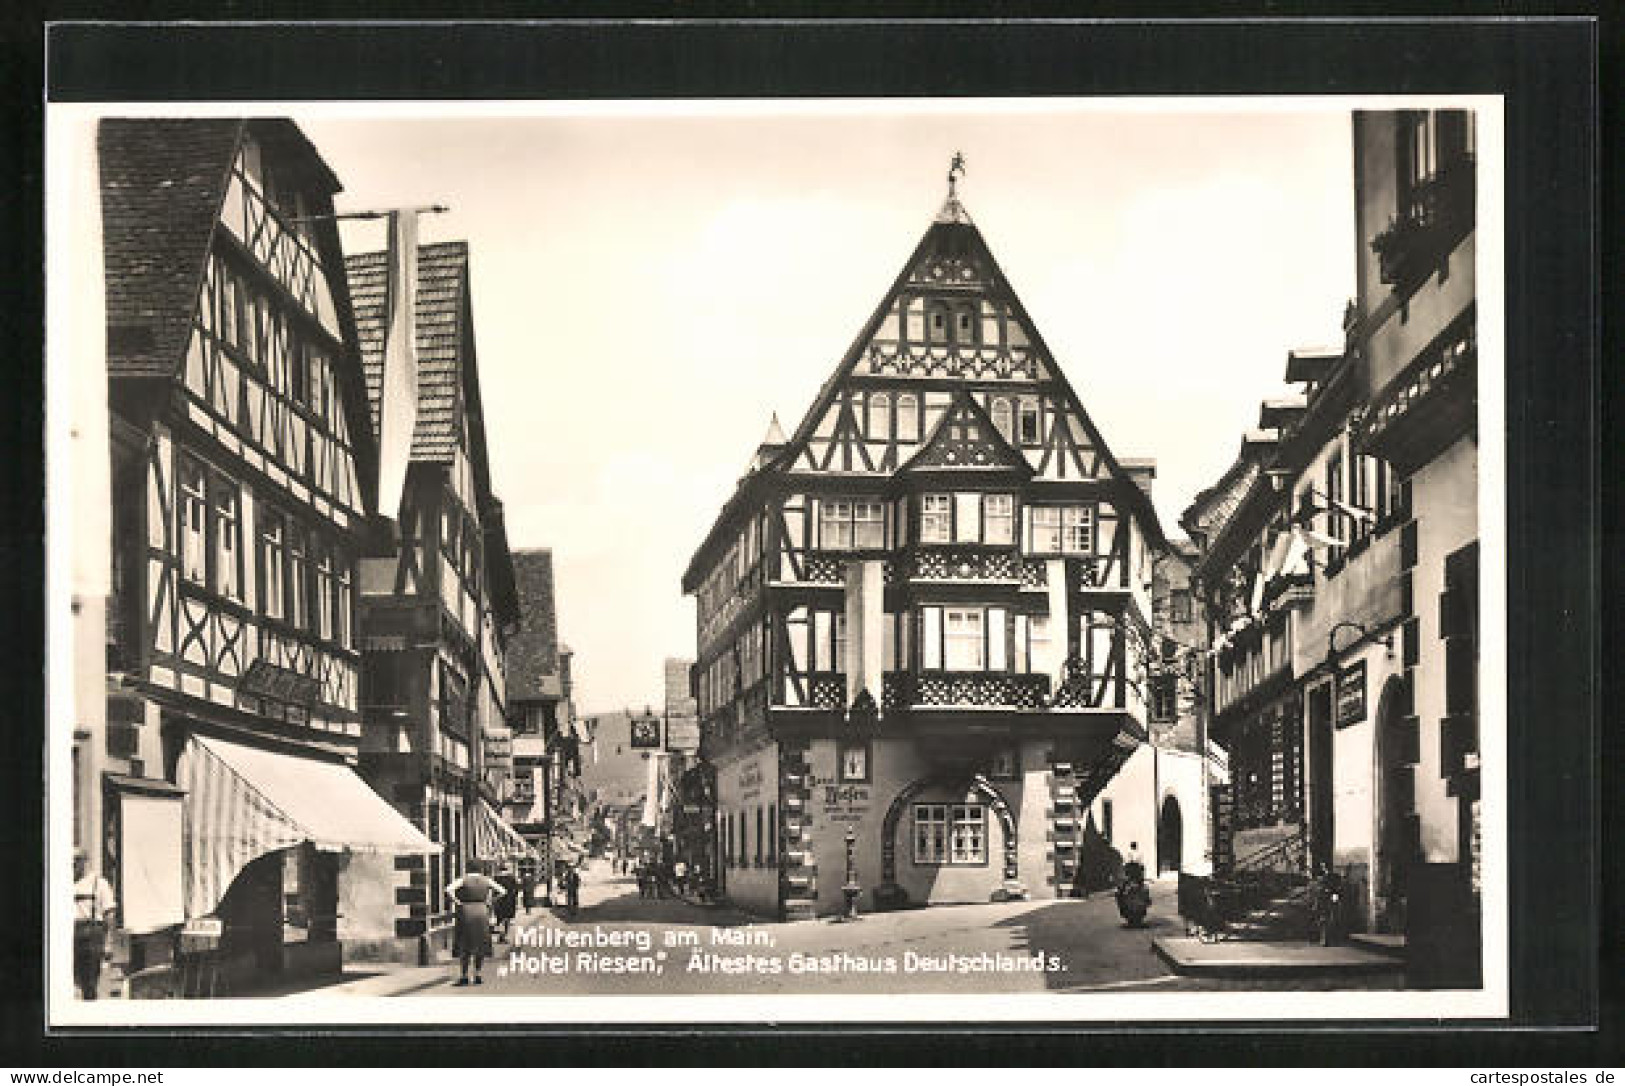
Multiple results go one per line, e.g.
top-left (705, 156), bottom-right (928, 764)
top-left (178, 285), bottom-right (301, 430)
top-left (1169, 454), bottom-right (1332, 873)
top-left (289, 102), bottom-right (1355, 716)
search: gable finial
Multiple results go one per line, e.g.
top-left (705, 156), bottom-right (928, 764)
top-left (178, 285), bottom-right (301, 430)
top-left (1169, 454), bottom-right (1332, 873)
top-left (948, 151), bottom-right (966, 200)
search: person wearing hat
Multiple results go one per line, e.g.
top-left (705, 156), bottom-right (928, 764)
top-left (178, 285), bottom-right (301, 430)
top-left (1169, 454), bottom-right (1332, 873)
top-left (72, 849), bottom-right (117, 1000)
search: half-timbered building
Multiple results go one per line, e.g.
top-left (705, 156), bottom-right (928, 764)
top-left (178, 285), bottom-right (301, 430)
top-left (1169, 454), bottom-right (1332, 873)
top-left (681, 181), bottom-right (1170, 919)
top-left (503, 549), bottom-right (583, 896)
top-left (346, 240), bottom-right (522, 961)
top-left (98, 119), bottom-right (437, 993)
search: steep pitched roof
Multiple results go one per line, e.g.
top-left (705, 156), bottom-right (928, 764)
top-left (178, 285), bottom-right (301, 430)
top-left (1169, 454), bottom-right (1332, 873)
top-left (684, 194), bottom-right (1169, 586)
top-left (776, 209), bottom-right (1153, 517)
top-left (347, 240), bottom-right (470, 464)
top-left (99, 118), bottom-right (243, 380)
top-left (508, 548), bottom-right (562, 703)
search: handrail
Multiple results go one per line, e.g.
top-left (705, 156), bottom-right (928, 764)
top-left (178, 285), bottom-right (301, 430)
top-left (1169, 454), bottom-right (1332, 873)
top-left (1229, 826), bottom-right (1308, 875)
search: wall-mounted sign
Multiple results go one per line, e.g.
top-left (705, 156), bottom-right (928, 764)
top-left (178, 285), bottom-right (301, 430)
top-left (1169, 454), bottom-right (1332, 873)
top-left (811, 769), bottom-right (870, 824)
top-left (236, 660), bottom-right (320, 709)
top-left (1336, 659), bottom-right (1367, 728)
top-left (483, 728), bottom-right (513, 765)
top-left (665, 715), bottom-right (700, 754)
top-left (736, 762), bottom-right (764, 804)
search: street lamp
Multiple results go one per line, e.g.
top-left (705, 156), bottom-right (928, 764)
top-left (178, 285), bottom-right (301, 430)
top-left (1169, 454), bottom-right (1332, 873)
top-left (837, 826), bottom-right (862, 922)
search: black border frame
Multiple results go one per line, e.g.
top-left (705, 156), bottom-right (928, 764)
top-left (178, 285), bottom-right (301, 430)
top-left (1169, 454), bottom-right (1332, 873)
top-left (6, 14), bottom-right (1607, 1067)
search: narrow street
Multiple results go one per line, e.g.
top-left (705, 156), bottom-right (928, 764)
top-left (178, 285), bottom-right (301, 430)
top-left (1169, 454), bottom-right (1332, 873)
top-left (412, 857), bottom-right (1194, 997)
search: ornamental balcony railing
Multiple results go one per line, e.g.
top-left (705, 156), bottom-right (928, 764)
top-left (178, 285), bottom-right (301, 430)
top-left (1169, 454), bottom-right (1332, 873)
top-left (1362, 323), bottom-right (1476, 452)
top-left (895, 671), bottom-right (1051, 710)
top-left (1019, 555), bottom-right (1118, 591)
top-left (905, 547), bottom-right (1022, 583)
top-left (1370, 157), bottom-right (1475, 288)
top-left (804, 671), bottom-right (1055, 711)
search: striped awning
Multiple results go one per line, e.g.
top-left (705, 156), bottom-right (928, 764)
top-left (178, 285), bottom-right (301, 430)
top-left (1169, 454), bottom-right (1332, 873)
top-left (177, 733), bottom-right (439, 919)
top-left (470, 799), bottom-right (537, 863)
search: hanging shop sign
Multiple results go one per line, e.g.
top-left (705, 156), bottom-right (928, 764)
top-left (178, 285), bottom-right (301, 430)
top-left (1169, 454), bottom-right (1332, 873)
top-left (483, 728), bottom-right (513, 767)
top-left (1336, 659), bottom-right (1367, 727)
top-left (665, 714), bottom-right (701, 754)
top-left (629, 713), bottom-right (662, 749)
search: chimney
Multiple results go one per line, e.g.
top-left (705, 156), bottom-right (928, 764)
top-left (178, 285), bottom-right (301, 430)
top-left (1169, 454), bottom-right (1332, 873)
top-left (1121, 457), bottom-right (1156, 500)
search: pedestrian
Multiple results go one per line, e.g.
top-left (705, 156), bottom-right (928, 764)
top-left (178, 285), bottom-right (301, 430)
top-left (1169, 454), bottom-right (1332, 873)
top-left (1124, 841), bottom-right (1146, 884)
top-left (564, 864), bottom-right (581, 917)
top-left (492, 864), bottom-right (520, 941)
top-left (445, 861), bottom-right (505, 987)
top-left (673, 859), bottom-right (688, 898)
top-left (72, 849), bottom-right (117, 1000)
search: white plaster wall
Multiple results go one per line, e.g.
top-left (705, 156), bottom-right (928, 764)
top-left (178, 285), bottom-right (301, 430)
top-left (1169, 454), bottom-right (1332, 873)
top-left (1089, 745), bottom-right (1212, 876)
top-left (1409, 436), bottom-right (1479, 862)
top-left (716, 741), bottom-right (781, 917)
top-left (1015, 739), bottom-right (1056, 897)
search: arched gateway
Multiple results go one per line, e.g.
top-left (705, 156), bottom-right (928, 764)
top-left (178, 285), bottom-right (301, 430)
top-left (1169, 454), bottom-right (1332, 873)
top-left (875, 773), bottom-right (1019, 908)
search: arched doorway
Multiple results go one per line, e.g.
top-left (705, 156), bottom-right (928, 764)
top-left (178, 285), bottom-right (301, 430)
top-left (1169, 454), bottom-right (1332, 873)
top-left (1373, 676), bottom-right (1413, 934)
top-left (1157, 795), bottom-right (1183, 874)
top-left (875, 773), bottom-right (1018, 908)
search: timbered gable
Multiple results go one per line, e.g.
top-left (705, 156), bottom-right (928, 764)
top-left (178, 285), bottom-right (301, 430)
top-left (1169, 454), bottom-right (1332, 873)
top-left (779, 202), bottom-right (1156, 531)
top-left (167, 123), bottom-right (368, 527)
top-left (900, 391), bottom-right (1030, 475)
top-left (103, 119), bottom-right (367, 737)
